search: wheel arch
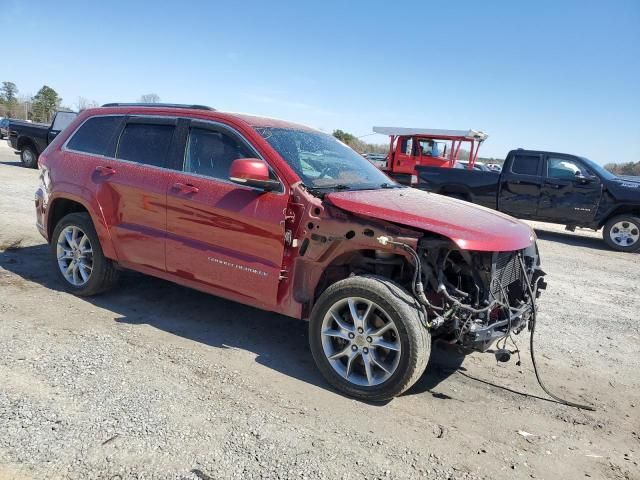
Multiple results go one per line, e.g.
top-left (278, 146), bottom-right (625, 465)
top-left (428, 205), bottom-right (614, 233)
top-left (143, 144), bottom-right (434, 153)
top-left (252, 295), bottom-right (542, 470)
top-left (16, 136), bottom-right (39, 154)
top-left (598, 206), bottom-right (640, 229)
top-left (295, 248), bottom-right (412, 318)
top-left (47, 195), bottom-right (118, 260)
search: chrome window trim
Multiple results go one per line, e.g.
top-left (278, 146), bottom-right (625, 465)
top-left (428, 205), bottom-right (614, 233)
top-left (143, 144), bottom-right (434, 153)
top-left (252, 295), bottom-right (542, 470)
top-left (61, 113), bottom-right (287, 195)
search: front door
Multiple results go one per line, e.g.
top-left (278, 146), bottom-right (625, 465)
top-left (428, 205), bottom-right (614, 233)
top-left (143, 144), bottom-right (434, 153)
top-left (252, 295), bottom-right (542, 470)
top-left (393, 136), bottom-right (418, 174)
top-left (538, 155), bottom-right (601, 223)
top-left (165, 120), bottom-right (288, 306)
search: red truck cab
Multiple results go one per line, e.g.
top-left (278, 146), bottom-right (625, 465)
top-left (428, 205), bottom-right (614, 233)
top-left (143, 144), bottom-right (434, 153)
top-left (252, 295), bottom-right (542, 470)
top-left (35, 104), bottom-right (543, 401)
top-left (375, 126), bottom-right (488, 184)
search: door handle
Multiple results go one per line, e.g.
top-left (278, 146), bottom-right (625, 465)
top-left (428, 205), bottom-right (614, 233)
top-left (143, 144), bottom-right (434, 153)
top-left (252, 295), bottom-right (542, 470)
top-left (171, 182), bottom-right (199, 194)
top-left (95, 165), bottom-right (116, 175)
top-left (544, 182), bottom-right (563, 189)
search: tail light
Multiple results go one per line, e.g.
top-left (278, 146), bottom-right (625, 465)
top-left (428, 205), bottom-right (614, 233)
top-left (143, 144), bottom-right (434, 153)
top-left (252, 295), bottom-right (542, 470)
top-left (39, 165), bottom-right (52, 192)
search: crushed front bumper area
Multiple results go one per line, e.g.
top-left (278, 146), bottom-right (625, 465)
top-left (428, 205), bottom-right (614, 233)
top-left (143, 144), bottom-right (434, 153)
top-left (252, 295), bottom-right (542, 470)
top-left (464, 301), bottom-right (533, 351)
top-left (414, 240), bottom-right (547, 352)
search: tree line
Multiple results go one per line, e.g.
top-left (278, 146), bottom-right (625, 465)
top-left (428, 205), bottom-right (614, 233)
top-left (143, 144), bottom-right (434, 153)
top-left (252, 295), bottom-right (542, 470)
top-left (0, 80), bottom-right (161, 124)
top-left (604, 161), bottom-right (640, 176)
top-left (0, 81), bottom-right (66, 123)
top-left (332, 130), bottom-right (387, 154)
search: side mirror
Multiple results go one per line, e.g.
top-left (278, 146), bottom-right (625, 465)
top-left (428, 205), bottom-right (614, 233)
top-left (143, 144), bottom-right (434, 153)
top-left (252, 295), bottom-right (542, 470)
top-left (229, 158), bottom-right (280, 192)
top-left (575, 172), bottom-right (596, 184)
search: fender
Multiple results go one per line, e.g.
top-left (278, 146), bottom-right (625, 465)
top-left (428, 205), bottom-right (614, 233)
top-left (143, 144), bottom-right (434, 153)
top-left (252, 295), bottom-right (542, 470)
top-left (47, 188), bottom-right (118, 261)
top-left (280, 185), bottom-right (421, 318)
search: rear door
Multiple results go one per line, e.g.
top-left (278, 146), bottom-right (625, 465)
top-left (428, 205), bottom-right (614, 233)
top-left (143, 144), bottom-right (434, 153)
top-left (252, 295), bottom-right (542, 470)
top-left (70, 115), bottom-right (176, 272)
top-left (165, 119), bottom-right (288, 305)
top-left (498, 152), bottom-right (543, 218)
top-left (538, 155), bottom-right (601, 223)
top-left (104, 116), bottom-right (178, 271)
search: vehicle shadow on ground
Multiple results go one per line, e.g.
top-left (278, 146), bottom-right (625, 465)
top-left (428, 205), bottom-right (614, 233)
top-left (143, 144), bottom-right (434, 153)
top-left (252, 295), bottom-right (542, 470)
top-left (0, 243), bottom-right (461, 401)
top-left (533, 228), bottom-right (610, 252)
top-left (404, 342), bottom-right (465, 399)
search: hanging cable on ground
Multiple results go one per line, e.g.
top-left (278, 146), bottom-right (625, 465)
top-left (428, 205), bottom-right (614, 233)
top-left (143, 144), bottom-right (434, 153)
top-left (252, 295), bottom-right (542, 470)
top-left (518, 256), bottom-right (596, 411)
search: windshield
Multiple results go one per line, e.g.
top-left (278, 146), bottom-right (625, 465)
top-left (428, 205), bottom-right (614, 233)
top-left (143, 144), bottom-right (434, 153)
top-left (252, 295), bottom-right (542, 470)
top-left (255, 127), bottom-right (399, 191)
top-left (580, 157), bottom-right (617, 180)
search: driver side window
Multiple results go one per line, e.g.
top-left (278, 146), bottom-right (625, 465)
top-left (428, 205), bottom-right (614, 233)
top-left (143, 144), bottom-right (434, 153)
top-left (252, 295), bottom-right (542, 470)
top-left (184, 128), bottom-right (253, 180)
top-left (547, 157), bottom-right (589, 181)
top-left (400, 137), bottom-right (414, 156)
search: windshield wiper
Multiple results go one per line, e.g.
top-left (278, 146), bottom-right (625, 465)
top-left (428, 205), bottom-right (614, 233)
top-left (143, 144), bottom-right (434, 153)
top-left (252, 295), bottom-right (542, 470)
top-left (379, 182), bottom-right (401, 189)
top-left (310, 184), bottom-right (351, 191)
top-left (302, 183), bottom-right (351, 198)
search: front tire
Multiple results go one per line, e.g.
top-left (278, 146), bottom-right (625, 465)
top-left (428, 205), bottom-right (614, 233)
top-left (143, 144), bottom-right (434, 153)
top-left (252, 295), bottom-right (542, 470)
top-left (51, 213), bottom-right (120, 296)
top-left (309, 275), bottom-right (430, 402)
top-left (603, 215), bottom-right (640, 253)
top-left (20, 145), bottom-right (38, 168)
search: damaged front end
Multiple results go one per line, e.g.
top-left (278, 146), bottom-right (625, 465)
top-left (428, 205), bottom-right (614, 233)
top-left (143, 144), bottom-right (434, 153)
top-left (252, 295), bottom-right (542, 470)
top-left (381, 236), bottom-right (547, 352)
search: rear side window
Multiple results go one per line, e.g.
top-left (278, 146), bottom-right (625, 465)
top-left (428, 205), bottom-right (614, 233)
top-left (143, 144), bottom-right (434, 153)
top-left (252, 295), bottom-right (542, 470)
top-left (511, 154), bottom-right (540, 176)
top-left (116, 123), bottom-right (175, 167)
top-left (66, 116), bottom-right (123, 156)
top-left (184, 127), bottom-right (253, 179)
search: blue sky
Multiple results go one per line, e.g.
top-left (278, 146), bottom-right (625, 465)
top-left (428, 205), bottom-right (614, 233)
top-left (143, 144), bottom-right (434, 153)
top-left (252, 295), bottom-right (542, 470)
top-left (4, 0), bottom-right (639, 163)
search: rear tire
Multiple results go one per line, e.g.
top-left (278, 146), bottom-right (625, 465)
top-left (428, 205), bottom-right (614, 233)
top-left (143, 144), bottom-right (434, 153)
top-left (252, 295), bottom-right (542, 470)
top-left (603, 215), bottom-right (640, 253)
top-left (51, 213), bottom-right (120, 296)
top-left (20, 145), bottom-right (38, 168)
top-left (309, 275), bottom-right (430, 402)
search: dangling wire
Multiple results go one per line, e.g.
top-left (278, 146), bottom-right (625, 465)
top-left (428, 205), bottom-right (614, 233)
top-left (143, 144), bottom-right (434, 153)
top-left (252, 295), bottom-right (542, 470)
top-left (518, 256), bottom-right (595, 411)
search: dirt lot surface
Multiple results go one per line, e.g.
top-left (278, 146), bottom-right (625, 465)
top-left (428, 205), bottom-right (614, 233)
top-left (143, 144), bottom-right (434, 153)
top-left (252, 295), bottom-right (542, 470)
top-left (0, 141), bottom-right (638, 480)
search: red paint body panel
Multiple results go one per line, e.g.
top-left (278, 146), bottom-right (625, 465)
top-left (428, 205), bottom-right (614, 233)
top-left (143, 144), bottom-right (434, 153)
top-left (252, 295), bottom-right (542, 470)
top-left (165, 170), bottom-right (288, 304)
top-left (327, 188), bottom-right (535, 252)
top-left (36, 105), bottom-right (535, 320)
top-left (90, 157), bottom-right (168, 272)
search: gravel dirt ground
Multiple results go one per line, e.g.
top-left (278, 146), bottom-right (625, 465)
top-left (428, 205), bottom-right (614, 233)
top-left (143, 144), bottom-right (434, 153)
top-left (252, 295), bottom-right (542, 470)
top-left (0, 141), bottom-right (638, 480)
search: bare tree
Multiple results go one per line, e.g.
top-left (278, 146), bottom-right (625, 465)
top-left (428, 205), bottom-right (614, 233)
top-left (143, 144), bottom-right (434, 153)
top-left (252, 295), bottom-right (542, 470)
top-left (139, 93), bottom-right (160, 103)
top-left (16, 95), bottom-right (32, 120)
top-left (76, 97), bottom-right (99, 112)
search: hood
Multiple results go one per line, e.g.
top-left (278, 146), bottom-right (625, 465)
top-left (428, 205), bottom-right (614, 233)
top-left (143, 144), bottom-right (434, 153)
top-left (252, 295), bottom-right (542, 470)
top-left (326, 188), bottom-right (535, 252)
top-left (613, 176), bottom-right (640, 188)
top-left (607, 176), bottom-right (640, 203)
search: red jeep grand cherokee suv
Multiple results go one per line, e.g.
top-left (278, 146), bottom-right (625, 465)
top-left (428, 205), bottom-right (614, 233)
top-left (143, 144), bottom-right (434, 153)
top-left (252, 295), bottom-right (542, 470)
top-left (35, 103), bottom-right (545, 401)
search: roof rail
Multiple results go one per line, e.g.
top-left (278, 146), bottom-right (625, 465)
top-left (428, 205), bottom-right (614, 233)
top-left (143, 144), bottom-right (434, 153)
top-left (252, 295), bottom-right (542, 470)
top-left (101, 103), bottom-right (216, 111)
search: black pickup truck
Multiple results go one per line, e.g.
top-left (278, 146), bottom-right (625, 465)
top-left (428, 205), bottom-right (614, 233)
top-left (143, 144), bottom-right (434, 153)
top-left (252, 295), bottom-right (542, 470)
top-left (415, 149), bottom-right (640, 252)
top-left (8, 111), bottom-right (77, 168)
